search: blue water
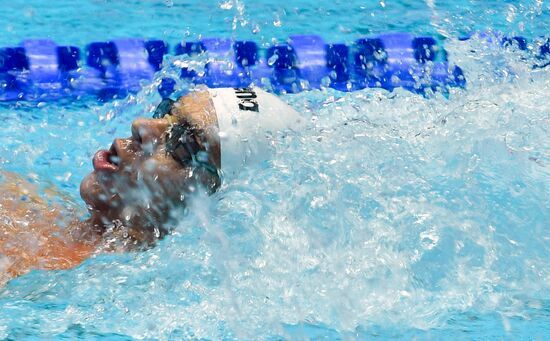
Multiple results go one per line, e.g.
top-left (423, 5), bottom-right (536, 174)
top-left (1, 0), bottom-right (549, 339)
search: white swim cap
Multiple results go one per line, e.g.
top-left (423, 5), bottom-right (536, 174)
top-left (208, 87), bottom-right (304, 180)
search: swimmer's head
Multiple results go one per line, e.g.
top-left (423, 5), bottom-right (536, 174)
top-left (80, 94), bottom-right (221, 243)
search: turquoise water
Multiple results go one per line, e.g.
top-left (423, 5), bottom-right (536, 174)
top-left (1, 0), bottom-right (548, 46)
top-left (1, 0), bottom-right (549, 339)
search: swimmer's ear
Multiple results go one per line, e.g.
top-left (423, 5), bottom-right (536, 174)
top-left (153, 98), bottom-right (176, 119)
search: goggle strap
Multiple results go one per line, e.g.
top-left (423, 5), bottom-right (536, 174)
top-left (153, 98), bottom-right (176, 119)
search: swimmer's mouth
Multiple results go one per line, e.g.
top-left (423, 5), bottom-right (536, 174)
top-left (92, 144), bottom-right (120, 173)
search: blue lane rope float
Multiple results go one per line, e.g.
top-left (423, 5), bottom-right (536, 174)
top-left (0, 33), bottom-right (547, 101)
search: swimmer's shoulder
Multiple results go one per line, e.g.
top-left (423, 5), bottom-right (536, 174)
top-left (0, 171), bottom-right (98, 283)
top-left (0, 170), bottom-right (92, 242)
top-left (0, 171), bottom-right (49, 209)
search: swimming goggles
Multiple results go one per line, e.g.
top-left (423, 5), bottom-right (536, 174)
top-left (153, 98), bottom-right (219, 177)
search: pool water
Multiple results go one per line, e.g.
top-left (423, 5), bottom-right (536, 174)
top-left (1, 0), bottom-right (549, 339)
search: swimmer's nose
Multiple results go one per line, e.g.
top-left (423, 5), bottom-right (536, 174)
top-left (131, 118), bottom-right (169, 146)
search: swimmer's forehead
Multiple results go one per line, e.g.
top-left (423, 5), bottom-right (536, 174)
top-left (168, 90), bottom-right (217, 128)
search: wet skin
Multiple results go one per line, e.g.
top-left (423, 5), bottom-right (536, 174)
top-left (80, 91), bottom-right (221, 244)
top-left (0, 91), bottom-right (221, 282)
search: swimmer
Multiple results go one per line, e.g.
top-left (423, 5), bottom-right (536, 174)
top-left (0, 87), bottom-right (303, 284)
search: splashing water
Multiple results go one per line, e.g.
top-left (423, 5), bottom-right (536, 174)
top-left (1, 0), bottom-right (550, 338)
top-left (1, 33), bottom-right (549, 338)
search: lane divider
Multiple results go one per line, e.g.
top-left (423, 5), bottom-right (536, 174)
top-left (0, 33), bottom-right (547, 101)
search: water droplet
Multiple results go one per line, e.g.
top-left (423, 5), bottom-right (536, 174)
top-left (506, 4), bottom-right (517, 23)
top-left (220, 0), bottom-right (233, 10)
top-left (267, 53), bottom-right (279, 66)
top-left (273, 15), bottom-right (282, 27)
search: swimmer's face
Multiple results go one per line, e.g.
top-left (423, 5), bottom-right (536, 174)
top-left (80, 107), bottom-right (220, 240)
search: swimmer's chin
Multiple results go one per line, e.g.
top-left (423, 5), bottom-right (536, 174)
top-left (80, 171), bottom-right (116, 213)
